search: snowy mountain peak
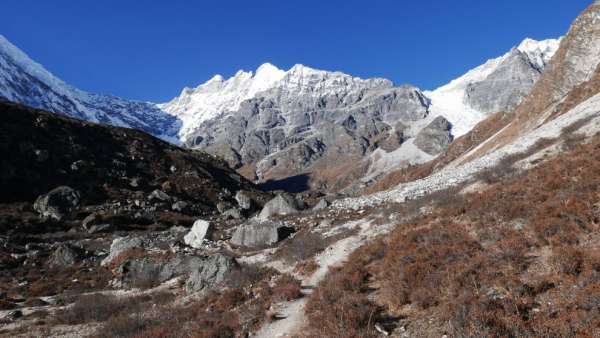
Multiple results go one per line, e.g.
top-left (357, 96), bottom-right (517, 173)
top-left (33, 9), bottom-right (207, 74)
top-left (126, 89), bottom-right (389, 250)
top-left (0, 34), bottom-right (181, 143)
top-left (516, 37), bottom-right (561, 70)
top-left (425, 37), bottom-right (560, 137)
top-left (0, 34), bottom-right (73, 99)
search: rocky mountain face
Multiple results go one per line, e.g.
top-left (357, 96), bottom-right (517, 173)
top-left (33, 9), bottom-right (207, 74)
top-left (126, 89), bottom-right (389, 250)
top-left (166, 39), bottom-right (558, 190)
top-left (449, 1), bottom-right (600, 163)
top-left (0, 35), bottom-right (181, 143)
top-left (0, 34), bottom-right (559, 192)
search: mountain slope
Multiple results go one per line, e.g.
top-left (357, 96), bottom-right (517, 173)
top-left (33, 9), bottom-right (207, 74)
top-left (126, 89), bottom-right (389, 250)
top-left (0, 100), bottom-right (263, 208)
top-left (162, 39), bottom-right (557, 191)
top-left (452, 1), bottom-right (600, 163)
top-left (0, 35), bottom-right (181, 143)
top-left (0, 34), bottom-right (558, 192)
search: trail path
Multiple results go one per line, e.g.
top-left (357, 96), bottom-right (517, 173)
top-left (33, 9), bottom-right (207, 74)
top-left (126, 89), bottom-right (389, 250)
top-left (254, 220), bottom-right (393, 338)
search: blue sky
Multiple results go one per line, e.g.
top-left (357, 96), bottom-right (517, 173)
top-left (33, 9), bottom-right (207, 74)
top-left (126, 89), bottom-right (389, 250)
top-left (1, 0), bottom-right (591, 102)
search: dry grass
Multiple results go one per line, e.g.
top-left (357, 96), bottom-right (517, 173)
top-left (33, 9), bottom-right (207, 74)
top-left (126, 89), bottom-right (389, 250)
top-left (306, 133), bottom-right (600, 337)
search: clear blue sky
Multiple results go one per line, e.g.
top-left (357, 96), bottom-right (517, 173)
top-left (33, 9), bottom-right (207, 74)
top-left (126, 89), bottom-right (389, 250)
top-left (1, 0), bottom-right (592, 102)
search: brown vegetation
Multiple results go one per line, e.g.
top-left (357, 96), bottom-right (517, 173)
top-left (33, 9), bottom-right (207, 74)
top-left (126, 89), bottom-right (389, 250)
top-left (307, 132), bottom-right (600, 337)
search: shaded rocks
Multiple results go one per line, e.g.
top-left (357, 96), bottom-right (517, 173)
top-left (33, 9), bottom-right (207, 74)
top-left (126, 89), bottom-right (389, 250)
top-left (183, 220), bottom-right (213, 249)
top-left (235, 190), bottom-right (253, 210)
top-left (117, 253), bottom-right (237, 293)
top-left (414, 116), bottom-right (453, 155)
top-left (81, 212), bottom-right (113, 234)
top-left (33, 186), bottom-right (80, 220)
top-left (257, 193), bottom-right (301, 220)
top-left (48, 244), bottom-right (81, 268)
top-left (230, 220), bottom-right (295, 247)
top-left (148, 190), bottom-right (171, 203)
top-left (171, 201), bottom-right (189, 212)
top-left (223, 208), bottom-right (244, 220)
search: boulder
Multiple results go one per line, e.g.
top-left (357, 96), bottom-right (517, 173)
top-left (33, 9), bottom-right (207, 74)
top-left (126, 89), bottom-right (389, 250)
top-left (101, 236), bottom-right (144, 267)
top-left (148, 189), bottom-right (171, 202)
top-left (33, 186), bottom-right (80, 220)
top-left (171, 201), bottom-right (189, 212)
top-left (414, 116), bottom-right (453, 155)
top-left (235, 190), bottom-right (253, 210)
top-left (185, 254), bottom-right (238, 293)
top-left (216, 202), bottom-right (233, 214)
top-left (117, 253), bottom-right (237, 293)
top-left (230, 220), bottom-right (295, 247)
top-left (257, 193), bottom-right (300, 220)
top-left (313, 198), bottom-right (330, 210)
top-left (81, 212), bottom-right (114, 233)
top-left (183, 220), bottom-right (213, 249)
top-left (48, 244), bottom-right (80, 268)
top-left (223, 208), bottom-right (243, 220)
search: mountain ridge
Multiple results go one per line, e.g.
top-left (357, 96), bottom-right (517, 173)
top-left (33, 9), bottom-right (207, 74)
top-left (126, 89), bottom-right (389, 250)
top-left (0, 34), bottom-right (560, 191)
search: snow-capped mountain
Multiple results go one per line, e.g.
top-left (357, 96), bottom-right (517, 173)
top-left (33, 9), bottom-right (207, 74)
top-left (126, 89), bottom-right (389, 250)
top-left (159, 63), bottom-right (395, 145)
top-left (0, 35), bottom-right (180, 143)
top-left (426, 38), bottom-right (560, 136)
top-left (0, 33), bottom-right (559, 191)
top-left (159, 38), bottom-right (558, 190)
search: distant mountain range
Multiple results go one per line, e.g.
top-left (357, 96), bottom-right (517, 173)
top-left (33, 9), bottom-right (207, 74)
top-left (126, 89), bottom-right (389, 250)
top-left (0, 34), bottom-right (559, 190)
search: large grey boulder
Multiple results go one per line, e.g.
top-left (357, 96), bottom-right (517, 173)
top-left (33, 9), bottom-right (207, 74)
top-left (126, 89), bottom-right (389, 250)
top-left (33, 186), bottom-right (80, 220)
top-left (116, 253), bottom-right (237, 292)
top-left (185, 254), bottom-right (238, 293)
top-left (414, 116), bottom-right (453, 155)
top-left (183, 220), bottom-right (212, 249)
top-left (258, 194), bottom-right (300, 220)
top-left (230, 220), bottom-right (294, 247)
top-left (48, 244), bottom-right (80, 268)
top-left (101, 236), bottom-right (144, 267)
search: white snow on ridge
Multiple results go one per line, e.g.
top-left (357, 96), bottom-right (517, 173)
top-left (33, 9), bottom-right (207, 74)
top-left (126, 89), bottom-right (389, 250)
top-left (517, 38), bottom-right (561, 70)
top-left (334, 91), bottom-right (600, 211)
top-left (425, 38), bottom-right (560, 137)
top-left (158, 62), bottom-right (287, 139)
top-left (0, 35), bottom-right (74, 98)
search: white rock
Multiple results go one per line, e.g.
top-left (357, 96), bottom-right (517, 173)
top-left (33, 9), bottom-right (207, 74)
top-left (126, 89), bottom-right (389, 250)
top-left (184, 220), bottom-right (212, 249)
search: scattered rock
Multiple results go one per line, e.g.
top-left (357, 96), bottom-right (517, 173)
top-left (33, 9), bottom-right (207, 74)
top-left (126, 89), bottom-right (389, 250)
top-left (217, 202), bottom-right (233, 214)
top-left (33, 186), bottom-right (80, 220)
top-left (6, 310), bottom-right (22, 321)
top-left (48, 244), bottom-right (80, 268)
top-left (183, 220), bottom-right (213, 249)
top-left (172, 201), bottom-right (189, 212)
top-left (230, 220), bottom-right (295, 247)
top-left (101, 236), bottom-right (144, 267)
top-left (257, 194), bottom-right (300, 220)
top-left (185, 254), bottom-right (238, 293)
top-left (235, 190), bottom-right (253, 210)
top-left (313, 198), bottom-right (330, 210)
top-left (148, 189), bottom-right (171, 202)
top-left (117, 253), bottom-right (237, 293)
top-left (223, 208), bottom-right (243, 220)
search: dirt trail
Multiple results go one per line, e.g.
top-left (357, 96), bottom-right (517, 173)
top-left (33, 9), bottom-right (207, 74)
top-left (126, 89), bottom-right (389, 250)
top-left (254, 219), bottom-right (393, 338)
